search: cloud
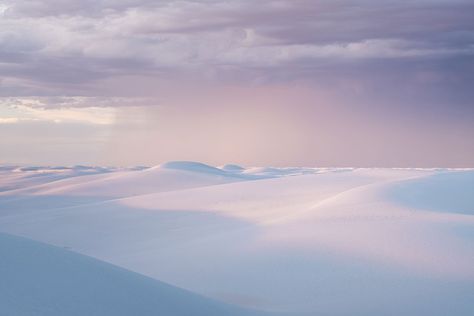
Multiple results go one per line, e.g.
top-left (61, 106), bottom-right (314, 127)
top-left (18, 105), bottom-right (116, 125)
top-left (0, 117), bottom-right (19, 124)
top-left (0, 0), bottom-right (473, 98)
top-left (0, 98), bottom-right (116, 124)
top-left (0, 0), bottom-right (473, 166)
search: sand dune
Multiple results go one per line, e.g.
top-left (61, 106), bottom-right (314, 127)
top-left (0, 162), bottom-right (473, 315)
top-left (0, 232), bottom-right (270, 316)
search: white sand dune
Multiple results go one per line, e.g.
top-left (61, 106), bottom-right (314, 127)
top-left (0, 162), bottom-right (473, 315)
top-left (0, 162), bottom-right (244, 198)
top-left (0, 232), bottom-right (270, 316)
top-left (0, 165), bottom-right (115, 193)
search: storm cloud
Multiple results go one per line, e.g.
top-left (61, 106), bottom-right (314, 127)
top-left (0, 0), bottom-right (473, 166)
top-left (0, 0), bottom-right (472, 94)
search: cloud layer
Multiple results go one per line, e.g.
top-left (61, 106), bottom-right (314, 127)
top-left (1, 0), bottom-right (473, 96)
top-left (0, 0), bottom-right (473, 165)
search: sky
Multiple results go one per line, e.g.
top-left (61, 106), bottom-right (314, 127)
top-left (0, 0), bottom-right (473, 167)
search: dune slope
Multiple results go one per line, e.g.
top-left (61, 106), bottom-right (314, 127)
top-left (0, 232), bottom-right (269, 316)
top-left (0, 163), bottom-right (473, 315)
